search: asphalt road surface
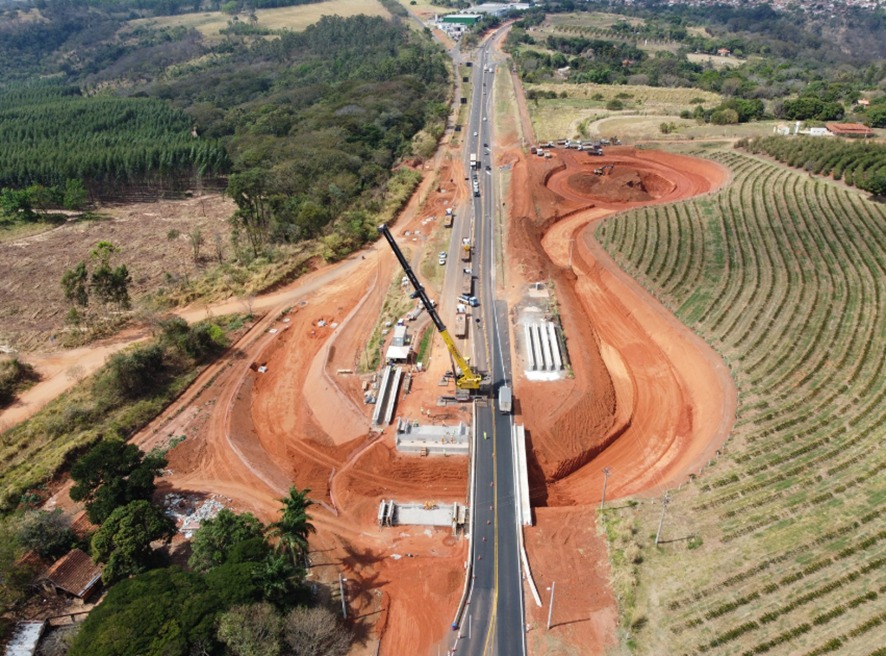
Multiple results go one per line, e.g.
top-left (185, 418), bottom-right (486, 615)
top-left (447, 32), bottom-right (526, 656)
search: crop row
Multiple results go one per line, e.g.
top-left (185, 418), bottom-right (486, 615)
top-left (597, 149), bottom-right (886, 654)
top-left (669, 531), bottom-right (884, 634)
top-left (693, 561), bottom-right (884, 654)
top-left (667, 509), bottom-right (883, 613)
top-left (743, 136), bottom-right (886, 195)
top-left (801, 611), bottom-right (886, 656)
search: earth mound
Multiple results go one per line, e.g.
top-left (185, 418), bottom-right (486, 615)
top-left (566, 167), bottom-right (676, 203)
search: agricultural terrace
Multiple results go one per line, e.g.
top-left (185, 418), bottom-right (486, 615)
top-left (595, 149), bottom-right (886, 655)
top-left (129, 0), bottom-right (390, 38)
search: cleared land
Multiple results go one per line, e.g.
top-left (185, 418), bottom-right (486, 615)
top-left (129, 0), bottom-right (389, 37)
top-left (595, 149), bottom-right (886, 655)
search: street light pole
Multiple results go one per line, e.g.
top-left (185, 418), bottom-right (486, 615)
top-left (600, 467), bottom-right (612, 510)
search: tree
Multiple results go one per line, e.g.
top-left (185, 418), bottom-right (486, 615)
top-left (188, 509), bottom-right (265, 572)
top-left (857, 169), bottom-right (886, 197)
top-left (269, 487), bottom-right (315, 566)
top-left (17, 509), bottom-right (75, 558)
top-left (61, 261), bottom-right (89, 308)
top-left (63, 178), bottom-right (89, 211)
top-left (217, 602), bottom-right (282, 656)
top-left (69, 440), bottom-right (166, 525)
top-left (68, 566), bottom-right (229, 656)
top-left (91, 500), bottom-right (175, 584)
top-left (867, 105), bottom-right (886, 128)
top-left (283, 606), bottom-right (350, 656)
top-left (189, 228), bottom-right (204, 262)
top-left (0, 187), bottom-right (35, 221)
top-left (100, 344), bottom-right (167, 401)
top-left (255, 552), bottom-right (302, 609)
top-left (0, 518), bottom-right (36, 616)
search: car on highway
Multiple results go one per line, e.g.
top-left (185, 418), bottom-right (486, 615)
top-left (473, 131), bottom-right (478, 136)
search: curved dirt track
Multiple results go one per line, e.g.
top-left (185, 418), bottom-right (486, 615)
top-left (508, 146), bottom-right (735, 503)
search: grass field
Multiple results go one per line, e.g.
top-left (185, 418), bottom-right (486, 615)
top-left (524, 84), bottom-right (721, 141)
top-left (686, 53), bottom-right (745, 69)
top-left (130, 0), bottom-right (389, 38)
top-left (595, 148), bottom-right (886, 655)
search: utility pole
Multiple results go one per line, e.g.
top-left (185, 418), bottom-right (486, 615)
top-left (339, 574), bottom-right (347, 619)
top-left (547, 581), bottom-right (556, 630)
top-left (600, 467), bottom-right (612, 510)
top-left (655, 493), bottom-right (670, 546)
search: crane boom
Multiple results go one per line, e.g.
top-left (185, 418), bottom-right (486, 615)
top-left (377, 224), bottom-right (483, 390)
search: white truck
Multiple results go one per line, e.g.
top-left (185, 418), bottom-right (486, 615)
top-left (498, 385), bottom-right (512, 414)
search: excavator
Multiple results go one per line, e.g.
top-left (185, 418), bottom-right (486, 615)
top-left (593, 164), bottom-right (615, 176)
top-left (377, 224), bottom-right (485, 391)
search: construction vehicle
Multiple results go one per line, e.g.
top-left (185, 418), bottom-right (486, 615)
top-left (593, 164), bottom-right (615, 176)
top-left (377, 224), bottom-right (484, 391)
top-left (498, 384), bottom-right (512, 414)
top-left (461, 238), bottom-right (472, 262)
top-left (462, 272), bottom-right (473, 296)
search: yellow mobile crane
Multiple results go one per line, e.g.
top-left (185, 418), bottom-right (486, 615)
top-left (377, 224), bottom-right (484, 391)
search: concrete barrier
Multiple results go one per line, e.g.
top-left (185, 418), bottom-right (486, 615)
top-left (382, 367), bottom-right (403, 426)
top-left (539, 323), bottom-right (554, 371)
top-left (524, 324), bottom-right (536, 371)
top-left (372, 365), bottom-right (394, 426)
top-left (546, 321), bottom-right (563, 370)
top-left (531, 324), bottom-right (544, 372)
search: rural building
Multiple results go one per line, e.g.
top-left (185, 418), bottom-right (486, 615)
top-left (799, 126), bottom-right (832, 137)
top-left (38, 549), bottom-right (102, 602)
top-left (826, 123), bottom-right (875, 138)
top-left (439, 13), bottom-right (481, 26)
top-left (856, 98), bottom-right (870, 107)
top-left (717, 48), bottom-right (731, 56)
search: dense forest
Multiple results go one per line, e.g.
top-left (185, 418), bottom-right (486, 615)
top-left (0, 83), bottom-right (229, 195)
top-left (0, 0), bottom-right (449, 258)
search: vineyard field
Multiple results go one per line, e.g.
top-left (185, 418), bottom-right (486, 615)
top-left (595, 149), bottom-right (886, 655)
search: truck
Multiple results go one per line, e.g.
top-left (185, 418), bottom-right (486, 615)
top-left (461, 239), bottom-right (471, 262)
top-left (454, 312), bottom-right (467, 338)
top-left (498, 385), bottom-right (512, 414)
top-left (469, 153), bottom-right (477, 170)
top-left (443, 208), bottom-right (454, 228)
top-left (462, 272), bottom-right (473, 296)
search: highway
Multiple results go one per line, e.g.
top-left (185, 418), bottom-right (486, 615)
top-left (445, 31), bottom-right (526, 656)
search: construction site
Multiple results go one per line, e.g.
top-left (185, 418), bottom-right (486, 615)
top-left (3, 32), bottom-right (735, 656)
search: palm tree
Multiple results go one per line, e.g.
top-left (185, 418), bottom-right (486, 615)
top-left (270, 486), bottom-right (316, 566)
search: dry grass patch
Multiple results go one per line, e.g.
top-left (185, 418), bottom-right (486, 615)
top-left (545, 12), bottom-right (643, 30)
top-left (686, 53), bottom-right (745, 69)
top-left (130, 0), bottom-right (389, 38)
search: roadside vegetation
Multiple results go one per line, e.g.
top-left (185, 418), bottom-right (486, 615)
top-left (0, 314), bottom-right (244, 512)
top-left (595, 148), bottom-right (886, 654)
